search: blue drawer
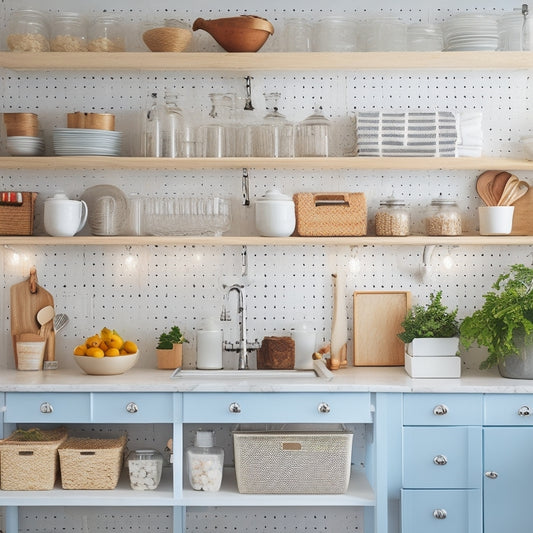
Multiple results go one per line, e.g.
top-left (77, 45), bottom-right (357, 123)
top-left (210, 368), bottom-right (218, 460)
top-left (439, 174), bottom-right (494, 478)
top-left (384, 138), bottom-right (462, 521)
top-left (5, 392), bottom-right (91, 423)
top-left (403, 426), bottom-right (482, 488)
top-left (404, 394), bottom-right (483, 426)
top-left (92, 392), bottom-right (175, 422)
top-left (183, 392), bottom-right (371, 423)
top-left (401, 489), bottom-right (482, 533)
top-left (484, 394), bottom-right (533, 425)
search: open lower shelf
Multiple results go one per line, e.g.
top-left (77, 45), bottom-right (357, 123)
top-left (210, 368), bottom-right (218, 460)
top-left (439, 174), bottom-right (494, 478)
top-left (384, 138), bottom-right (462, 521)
top-left (0, 155), bottom-right (532, 170)
top-left (182, 468), bottom-right (375, 507)
top-left (2, 234), bottom-right (533, 246)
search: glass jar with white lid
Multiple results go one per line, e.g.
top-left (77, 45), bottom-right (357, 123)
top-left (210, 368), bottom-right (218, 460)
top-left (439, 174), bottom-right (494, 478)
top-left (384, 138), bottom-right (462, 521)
top-left (375, 198), bottom-right (411, 236)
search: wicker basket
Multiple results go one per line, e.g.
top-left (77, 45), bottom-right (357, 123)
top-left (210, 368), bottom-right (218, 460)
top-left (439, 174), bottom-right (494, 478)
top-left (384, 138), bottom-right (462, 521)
top-left (58, 434), bottom-right (127, 490)
top-left (0, 191), bottom-right (37, 235)
top-left (0, 427), bottom-right (68, 490)
top-left (293, 192), bottom-right (367, 236)
top-left (233, 425), bottom-right (353, 494)
top-left (142, 27), bottom-right (192, 52)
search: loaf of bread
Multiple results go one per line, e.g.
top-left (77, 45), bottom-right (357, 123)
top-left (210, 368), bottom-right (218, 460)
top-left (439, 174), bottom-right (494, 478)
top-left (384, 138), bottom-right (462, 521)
top-left (257, 336), bottom-right (295, 369)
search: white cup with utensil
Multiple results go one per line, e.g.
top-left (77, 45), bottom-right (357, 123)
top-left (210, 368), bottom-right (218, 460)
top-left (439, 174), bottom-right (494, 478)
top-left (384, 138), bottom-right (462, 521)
top-left (479, 206), bottom-right (515, 235)
top-left (44, 193), bottom-right (88, 237)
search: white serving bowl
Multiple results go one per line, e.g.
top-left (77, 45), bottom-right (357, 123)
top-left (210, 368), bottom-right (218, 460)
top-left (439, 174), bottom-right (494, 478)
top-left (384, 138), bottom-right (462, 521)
top-left (74, 351), bottom-right (139, 375)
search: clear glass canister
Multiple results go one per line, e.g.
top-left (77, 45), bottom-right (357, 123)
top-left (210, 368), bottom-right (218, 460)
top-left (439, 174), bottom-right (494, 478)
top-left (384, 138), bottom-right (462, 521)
top-left (425, 196), bottom-right (463, 236)
top-left (7, 9), bottom-right (50, 52)
top-left (295, 106), bottom-right (330, 157)
top-left (88, 14), bottom-right (125, 52)
top-left (51, 13), bottom-right (87, 52)
top-left (375, 198), bottom-right (410, 236)
top-left (127, 449), bottom-right (163, 490)
top-left (186, 429), bottom-right (224, 491)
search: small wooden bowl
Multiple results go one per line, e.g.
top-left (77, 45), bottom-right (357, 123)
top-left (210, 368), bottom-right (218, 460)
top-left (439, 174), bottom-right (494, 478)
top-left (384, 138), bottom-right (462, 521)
top-left (192, 15), bottom-right (274, 52)
top-left (142, 27), bottom-right (193, 52)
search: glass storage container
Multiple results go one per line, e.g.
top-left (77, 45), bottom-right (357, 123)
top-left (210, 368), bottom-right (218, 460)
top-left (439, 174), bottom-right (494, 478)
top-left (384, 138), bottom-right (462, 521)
top-left (295, 106), bottom-right (330, 157)
top-left (425, 196), bottom-right (463, 236)
top-left (127, 449), bottom-right (163, 490)
top-left (186, 429), bottom-right (224, 491)
top-left (88, 14), bottom-right (125, 52)
top-left (7, 9), bottom-right (50, 52)
top-left (375, 198), bottom-right (411, 236)
top-left (51, 12), bottom-right (87, 52)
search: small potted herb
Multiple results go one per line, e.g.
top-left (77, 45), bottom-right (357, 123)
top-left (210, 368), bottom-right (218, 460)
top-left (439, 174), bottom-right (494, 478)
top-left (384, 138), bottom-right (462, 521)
top-left (398, 291), bottom-right (460, 357)
top-left (156, 326), bottom-right (189, 370)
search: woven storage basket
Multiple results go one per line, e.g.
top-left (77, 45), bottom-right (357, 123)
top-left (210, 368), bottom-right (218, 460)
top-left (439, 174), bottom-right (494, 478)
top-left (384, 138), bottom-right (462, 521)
top-left (293, 192), bottom-right (367, 236)
top-left (58, 434), bottom-right (127, 490)
top-left (233, 426), bottom-right (353, 494)
top-left (0, 192), bottom-right (37, 235)
top-left (142, 27), bottom-right (192, 52)
top-left (0, 427), bottom-right (68, 490)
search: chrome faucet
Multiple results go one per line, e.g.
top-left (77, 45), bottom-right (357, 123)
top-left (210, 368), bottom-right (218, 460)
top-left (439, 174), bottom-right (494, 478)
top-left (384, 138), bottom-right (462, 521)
top-left (221, 283), bottom-right (258, 370)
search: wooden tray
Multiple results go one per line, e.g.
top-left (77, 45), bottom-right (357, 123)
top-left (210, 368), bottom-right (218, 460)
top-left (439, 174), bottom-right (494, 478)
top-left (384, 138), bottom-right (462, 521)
top-left (353, 291), bottom-right (411, 366)
top-left (510, 188), bottom-right (533, 235)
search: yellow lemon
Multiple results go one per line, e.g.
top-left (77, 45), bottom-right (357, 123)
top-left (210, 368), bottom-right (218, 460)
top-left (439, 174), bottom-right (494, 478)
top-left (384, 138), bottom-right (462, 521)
top-left (86, 347), bottom-right (105, 358)
top-left (99, 341), bottom-right (109, 352)
top-left (73, 345), bottom-right (87, 356)
top-left (86, 334), bottom-right (101, 348)
top-left (122, 340), bottom-right (138, 354)
top-left (100, 327), bottom-right (113, 341)
top-left (107, 334), bottom-right (124, 350)
top-left (120, 349), bottom-right (128, 355)
top-left (105, 348), bottom-right (120, 357)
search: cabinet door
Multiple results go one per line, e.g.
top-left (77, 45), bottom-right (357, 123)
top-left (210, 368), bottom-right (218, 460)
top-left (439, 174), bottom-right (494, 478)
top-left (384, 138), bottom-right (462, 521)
top-left (484, 427), bottom-right (533, 533)
top-left (404, 394), bottom-right (483, 426)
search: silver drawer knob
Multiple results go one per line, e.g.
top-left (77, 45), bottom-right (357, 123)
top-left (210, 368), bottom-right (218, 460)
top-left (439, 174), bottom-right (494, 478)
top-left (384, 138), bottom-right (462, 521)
top-left (433, 454), bottom-right (448, 466)
top-left (433, 509), bottom-right (447, 520)
top-left (40, 402), bottom-right (53, 414)
top-left (433, 404), bottom-right (448, 416)
top-left (485, 471), bottom-right (499, 479)
top-left (518, 405), bottom-right (531, 416)
top-left (229, 402), bottom-right (241, 414)
top-left (126, 402), bottom-right (139, 414)
top-left (318, 402), bottom-right (331, 414)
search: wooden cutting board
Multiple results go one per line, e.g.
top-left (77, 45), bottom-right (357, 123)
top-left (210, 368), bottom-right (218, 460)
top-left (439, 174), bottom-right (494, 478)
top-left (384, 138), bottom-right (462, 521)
top-left (10, 267), bottom-right (54, 367)
top-left (510, 188), bottom-right (533, 235)
top-left (353, 291), bottom-right (411, 366)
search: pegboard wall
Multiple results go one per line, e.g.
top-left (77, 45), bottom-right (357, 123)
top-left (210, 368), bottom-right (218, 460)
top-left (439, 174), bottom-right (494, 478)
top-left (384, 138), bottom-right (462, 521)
top-left (1, 0), bottom-right (532, 530)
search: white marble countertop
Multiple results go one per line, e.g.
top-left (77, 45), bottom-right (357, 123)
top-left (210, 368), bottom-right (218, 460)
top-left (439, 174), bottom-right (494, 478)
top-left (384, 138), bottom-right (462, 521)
top-left (2, 366), bottom-right (533, 393)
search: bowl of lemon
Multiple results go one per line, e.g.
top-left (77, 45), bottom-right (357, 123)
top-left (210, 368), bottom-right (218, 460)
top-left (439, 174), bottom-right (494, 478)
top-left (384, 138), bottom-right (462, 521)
top-left (73, 327), bottom-right (139, 375)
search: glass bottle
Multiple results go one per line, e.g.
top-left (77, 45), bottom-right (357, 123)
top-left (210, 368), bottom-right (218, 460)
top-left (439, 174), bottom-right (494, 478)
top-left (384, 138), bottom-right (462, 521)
top-left (375, 198), bottom-right (411, 236)
top-left (50, 12), bottom-right (87, 52)
top-left (251, 92), bottom-right (294, 157)
top-left (425, 195), bottom-right (463, 236)
top-left (186, 429), bottom-right (224, 491)
top-left (127, 449), bottom-right (163, 490)
top-left (203, 93), bottom-right (236, 158)
top-left (144, 92), bottom-right (165, 157)
top-left (295, 106), bottom-right (330, 157)
top-left (162, 91), bottom-right (186, 158)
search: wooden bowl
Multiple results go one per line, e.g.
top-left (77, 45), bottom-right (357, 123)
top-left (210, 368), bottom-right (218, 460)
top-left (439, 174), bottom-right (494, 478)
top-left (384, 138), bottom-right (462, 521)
top-left (192, 15), bottom-right (274, 52)
top-left (143, 27), bottom-right (193, 52)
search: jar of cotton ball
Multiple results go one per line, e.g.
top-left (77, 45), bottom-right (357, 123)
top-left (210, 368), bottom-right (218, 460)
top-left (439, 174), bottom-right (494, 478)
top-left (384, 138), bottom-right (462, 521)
top-left (127, 449), bottom-right (163, 490)
top-left (186, 429), bottom-right (224, 491)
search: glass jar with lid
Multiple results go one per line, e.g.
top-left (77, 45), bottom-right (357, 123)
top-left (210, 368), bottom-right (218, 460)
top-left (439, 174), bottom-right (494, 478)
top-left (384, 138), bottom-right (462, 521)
top-left (375, 198), bottom-right (410, 236)
top-left (7, 9), bottom-right (50, 52)
top-left (425, 195), bottom-right (463, 236)
top-left (186, 429), bottom-right (224, 491)
top-left (88, 14), bottom-right (125, 52)
top-left (295, 106), bottom-right (330, 157)
top-left (127, 449), bottom-right (163, 490)
top-left (51, 13), bottom-right (87, 52)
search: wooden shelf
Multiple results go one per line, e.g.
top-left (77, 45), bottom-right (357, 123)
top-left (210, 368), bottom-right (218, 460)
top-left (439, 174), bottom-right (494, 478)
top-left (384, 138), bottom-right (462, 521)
top-left (1, 156), bottom-right (532, 171)
top-left (3, 234), bottom-right (533, 246)
top-left (2, 51), bottom-right (533, 72)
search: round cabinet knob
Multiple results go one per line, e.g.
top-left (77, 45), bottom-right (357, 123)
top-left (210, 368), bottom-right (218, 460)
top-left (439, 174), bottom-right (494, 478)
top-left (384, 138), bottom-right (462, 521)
top-left (40, 402), bottom-right (53, 414)
top-left (229, 402), bottom-right (242, 414)
top-left (126, 402), bottom-right (139, 414)
top-left (433, 454), bottom-right (448, 466)
top-left (433, 404), bottom-right (448, 416)
top-left (518, 405), bottom-right (531, 417)
top-left (318, 402), bottom-right (331, 414)
top-left (485, 471), bottom-right (499, 479)
top-left (433, 509), bottom-right (447, 520)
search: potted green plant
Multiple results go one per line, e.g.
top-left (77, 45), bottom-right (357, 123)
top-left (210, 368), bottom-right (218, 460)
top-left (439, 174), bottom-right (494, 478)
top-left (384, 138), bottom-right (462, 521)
top-left (156, 326), bottom-right (189, 370)
top-left (398, 290), bottom-right (460, 357)
top-left (460, 263), bottom-right (533, 378)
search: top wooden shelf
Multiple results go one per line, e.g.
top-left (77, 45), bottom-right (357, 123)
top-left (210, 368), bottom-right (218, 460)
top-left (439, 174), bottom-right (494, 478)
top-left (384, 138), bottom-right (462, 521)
top-left (2, 51), bottom-right (533, 72)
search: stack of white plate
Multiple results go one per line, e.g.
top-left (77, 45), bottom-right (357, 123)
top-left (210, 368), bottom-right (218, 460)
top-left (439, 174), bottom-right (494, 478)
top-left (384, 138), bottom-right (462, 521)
top-left (443, 13), bottom-right (499, 51)
top-left (52, 128), bottom-right (122, 156)
top-left (6, 136), bottom-right (45, 156)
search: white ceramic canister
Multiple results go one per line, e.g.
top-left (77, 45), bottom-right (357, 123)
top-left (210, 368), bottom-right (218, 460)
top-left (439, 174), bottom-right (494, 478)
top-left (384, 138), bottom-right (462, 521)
top-left (44, 193), bottom-right (88, 237)
top-left (290, 322), bottom-right (316, 370)
top-left (255, 189), bottom-right (296, 237)
top-left (196, 317), bottom-right (223, 369)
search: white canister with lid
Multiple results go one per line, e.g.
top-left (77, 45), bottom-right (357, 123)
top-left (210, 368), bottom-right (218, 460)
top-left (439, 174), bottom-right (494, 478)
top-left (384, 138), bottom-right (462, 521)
top-left (290, 322), bottom-right (317, 370)
top-left (255, 189), bottom-right (296, 237)
top-left (196, 317), bottom-right (223, 369)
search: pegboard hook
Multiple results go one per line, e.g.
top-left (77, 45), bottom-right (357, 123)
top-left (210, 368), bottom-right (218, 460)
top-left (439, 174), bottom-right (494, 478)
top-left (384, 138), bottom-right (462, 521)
top-left (242, 168), bottom-right (250, 206)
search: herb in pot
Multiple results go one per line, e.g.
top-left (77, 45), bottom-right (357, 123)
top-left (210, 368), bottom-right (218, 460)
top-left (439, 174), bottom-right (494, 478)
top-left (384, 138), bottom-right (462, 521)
top-left (156, 326), bottom-right (189, 350)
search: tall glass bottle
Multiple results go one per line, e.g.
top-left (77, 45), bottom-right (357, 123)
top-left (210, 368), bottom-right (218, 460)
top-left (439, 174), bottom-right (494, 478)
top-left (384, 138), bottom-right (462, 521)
top-left (203, 93), bottom-right (236, 158)
top-left (144, 92), bottom-right (164, 157)
top-left (162, 91), bottom-right (185, 158)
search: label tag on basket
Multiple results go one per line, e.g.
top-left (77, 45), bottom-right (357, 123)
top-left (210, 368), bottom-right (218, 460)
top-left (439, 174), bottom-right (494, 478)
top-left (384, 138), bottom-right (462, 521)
top-left (282, 442), bottom-right (302, 451)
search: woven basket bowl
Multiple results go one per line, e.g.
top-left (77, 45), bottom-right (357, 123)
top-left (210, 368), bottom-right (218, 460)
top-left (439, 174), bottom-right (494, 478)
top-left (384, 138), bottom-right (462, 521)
top-left (143, 27), bottom-right (192, 52)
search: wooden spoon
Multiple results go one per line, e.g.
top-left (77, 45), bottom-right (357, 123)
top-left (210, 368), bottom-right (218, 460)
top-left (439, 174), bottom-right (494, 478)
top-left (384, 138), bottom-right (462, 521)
top-left (477, 170), bottom-right (502, 206)
top-left (497, 176), bottom-right (530, 206)
top-left (489, 171), bottom-right (512, 205)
